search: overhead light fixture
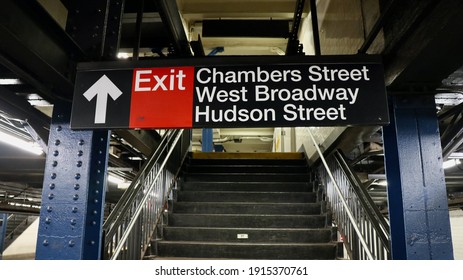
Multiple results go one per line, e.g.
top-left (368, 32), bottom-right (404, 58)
top-left (128, 156), bottom-right (143, 161)
top-left (117, 52), bottom-right (130, 59)
top-left (108, 174), bottom-right (125, 184)
top-left (0, 78), bottom-right (22, 85)
top-left (377, 180), bottom-right (388, 187)
top-left (443, 159), bottom-right (461, 169)
top-left (0, 130), bottom-right (43, 155)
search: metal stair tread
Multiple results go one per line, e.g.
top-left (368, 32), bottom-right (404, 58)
top-left (186, 164), bottom-right (307, 167)
top-left (174, 201), bottom-right (319, 205)
top-left (185, 172), bottom-right (309, 176)
top-left (169, 213), bottom-right (324, 217)
top-left (162, 226), bottom-right (330, 231)
top-left (190, 152), bottom-right (305, 160)
top-left (178, 191), bottom-right (314, 195)
top-left (157, 240), bottom-right (337, 246)
top-left (183, 181), bottom-right (311, 184)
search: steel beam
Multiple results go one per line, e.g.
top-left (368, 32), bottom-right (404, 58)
top-left (0, 0), bottom-right (82, 101)
top-left (113, 129), bottom-right (160, 157)
top-left (66, 0), bottom-right (125, 60)
top-left (357, 0), bottom-right (398, 54)
top-left (309, 0), bottom-right (320, 56)
top-left (383, 0), bottom-right (463, 88)
top-left (286, 0), bottom-right (306, 55)
top-left (155, 0), bottom-right (192, 57)
top-left (36, 103), bottom-right (109, 260)
top-left (383, 95), bottom-right (453, 260)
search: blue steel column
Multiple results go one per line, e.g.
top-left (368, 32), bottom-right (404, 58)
top-left (202, 129), bottom-right (214, 152)
top-left (383, 95), bottom-right (453, 259)
top-left (35, 0), bottom-right (124, 259)
top-left (0, 213), bottom-right (7, 260)
top-left (36, 103), bottom-right (109, 259)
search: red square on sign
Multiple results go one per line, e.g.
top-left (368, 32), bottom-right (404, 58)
top-left (129, 67), bottom-right (195, 128)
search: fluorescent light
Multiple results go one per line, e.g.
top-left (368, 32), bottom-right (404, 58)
top-left (0, 78), bottom-right (21, 85)
top-left (108, 175), bottom-right (125, 184)
top-left (443, 159), bottom-right (460, 169)
top-left (117, 52), bottom-right (130, 59)
top-left (377, 180), bottom-right (388, 187)
top-left (0, 130), bottom-right (43, 155)
top-left (128, 156), bottom-right (143, 161)
top-left (117, 182), bottom-right (131, 190)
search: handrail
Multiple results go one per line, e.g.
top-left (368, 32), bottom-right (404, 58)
top-left (103, 129), bottom-right (190, 260)
top-left (333, 151), bottom-right (390, 243)
top-left (307, 130), bottom-right (390, 260)
top-left (307, 130), bottom-right (374, 259)
top-left (104, 130), bottom-right (177, 228)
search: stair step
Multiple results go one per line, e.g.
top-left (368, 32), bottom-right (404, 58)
top-left (184, 173), bottom-right (309, 182)
top-left (191, 152), bottom-right (305, 161)
top-left (185, 165), bottom-right (309, 174)
top-left (177, 191), bottom-right (316, 203)
top-left (163, 227), bottom-right (334, 243)
top-left (157, 241), bottom-right (338, 259)
top-left (188, 159), bottom-right (308, 167)
top-left (156, 152), bottom-right (338, 260)
top-left (181, 181), bottom-right (313, 192)
top-left (167, 213), bottom-right (326, 228)
top-left (173, 202), bottom-right (321, 214)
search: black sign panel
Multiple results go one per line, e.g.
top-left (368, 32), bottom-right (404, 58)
top-left (71, 55), bottom-right (389, 129)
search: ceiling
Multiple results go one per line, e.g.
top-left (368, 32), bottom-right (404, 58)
top-left (1, 0), bottom-right (463, 213)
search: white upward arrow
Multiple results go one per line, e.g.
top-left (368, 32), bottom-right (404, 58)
top-left (83, 74), bottom-right (123, 124)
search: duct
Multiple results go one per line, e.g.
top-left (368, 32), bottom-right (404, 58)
top-left (212, 136), bottom-right (274, 144)
top-left (213, 137), bottom-right (230, 144)
top-left (241, 137), bottom-right (274, 142)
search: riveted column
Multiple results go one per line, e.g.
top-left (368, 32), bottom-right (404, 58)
top-left (383, 95), bottom-right (453, 259)
top-left (35, 0), bottom-right (125, 259)
top-left (36, 102), bottom-right (109, 259)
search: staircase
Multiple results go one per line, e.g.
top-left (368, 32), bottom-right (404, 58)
top-left (153, 152), bottom-right (341, 259)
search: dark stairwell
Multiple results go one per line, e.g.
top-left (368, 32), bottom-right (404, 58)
top-left (152, 152), bottom-right (342, 259)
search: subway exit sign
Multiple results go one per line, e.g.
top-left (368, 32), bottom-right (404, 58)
top-left (70, 55), bottom-right (389, 129)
